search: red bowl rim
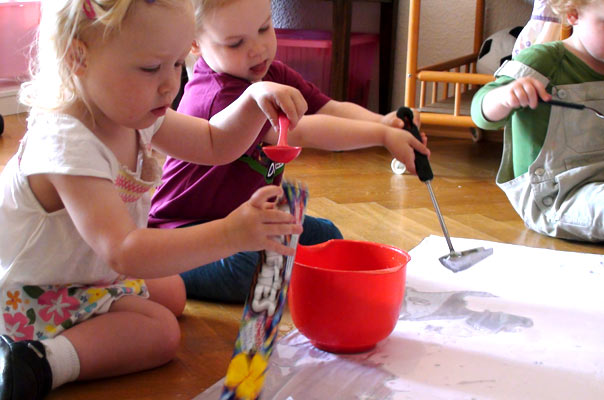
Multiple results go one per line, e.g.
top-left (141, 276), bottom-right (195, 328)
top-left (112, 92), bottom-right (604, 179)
top-left (294, 240), bottom-right (410, 275)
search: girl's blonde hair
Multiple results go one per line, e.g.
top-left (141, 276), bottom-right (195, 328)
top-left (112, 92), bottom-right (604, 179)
top-left (548, 0), bottom-right (598, 15)
top-left (190, 0), bottom-right (248, 32)
top-left (20, 0), bottom-right (187, 112)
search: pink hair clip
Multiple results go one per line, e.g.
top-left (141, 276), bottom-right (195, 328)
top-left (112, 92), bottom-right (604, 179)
top-left (83, 0), bottom-right (155, 20)
top-left (83, 0), bottom-right (96, 19)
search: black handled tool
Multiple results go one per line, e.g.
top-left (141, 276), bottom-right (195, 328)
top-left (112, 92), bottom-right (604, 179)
top-left (397, 107), bottom-right (433, 181)
top-left (397, 107), bottom-right (492, 272)
top-left (540, 98), bottom-right (604, 119)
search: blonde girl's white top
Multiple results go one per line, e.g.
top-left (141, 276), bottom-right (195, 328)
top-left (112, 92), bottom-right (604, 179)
top-left (0, 112), bottom-right (163, 288)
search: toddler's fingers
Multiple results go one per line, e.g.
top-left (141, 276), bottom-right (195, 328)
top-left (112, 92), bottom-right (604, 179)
top-left (420, 131), bottom-right (428, 146)
top-left (293, 93), bottom-right (308, 124)
top-left (409, 133), bottom-right (430, 158)
top-left (262, 208), bottom-right (299, 224)
top-left (260, 105), bottom-right (279, 132)
top-left (273, 97), bottom-right (295, 126)
top-left (263, 222), bottom-right (303, 237)
top-left (265, 239), bottom-right (297, 256)
top-left (522, 81), bottom-right (542, 109)
top-left (249, 185), bottom-right (283, 208)
top-left (260, 223), bottom-right (303, 255)
top-left (281, 97), bottom-right (307, 129)
top-left (403, 149), bottom-right (418, 176)
top-left (382, 111), bottom-right (403, 128)
top-left (512, 86), bottom-right (530, 108)
top-left (535, 81), bottom-right (551, 102)
top-left (392, 117), bottom-right (404, 129)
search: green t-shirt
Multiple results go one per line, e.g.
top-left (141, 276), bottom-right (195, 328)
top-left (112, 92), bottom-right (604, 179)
top-left (471, 41), bottom-right (604, 177)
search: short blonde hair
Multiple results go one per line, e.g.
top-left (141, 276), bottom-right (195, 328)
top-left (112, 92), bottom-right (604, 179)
top-left (190, 0), bottom-right (244, 32)
top-left (548, 0), bottom-right (598, 15)
top-left (20, 0), bottom-right (188, 112)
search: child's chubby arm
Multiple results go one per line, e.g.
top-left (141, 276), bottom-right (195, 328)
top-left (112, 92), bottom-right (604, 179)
top-left (45, 174), bottom-right (302, 279)
top-left (316, 99), bottom-right (426, 133)
top-left (282, 114), bottom-right (430, 175)
top-left (317, 100), bottom-right (407, 129)
top-left (481, 76), bottom-right (551, 122)
top-left (151, 81), bottom-right (307, 165)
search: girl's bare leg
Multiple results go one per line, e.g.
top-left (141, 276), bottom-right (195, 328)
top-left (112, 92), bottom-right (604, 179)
top-left (61, 295), bottom-right (180, 380)
top-left (146, 275), bottom-right (187, 317)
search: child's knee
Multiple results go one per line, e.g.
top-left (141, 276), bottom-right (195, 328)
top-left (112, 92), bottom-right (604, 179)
top-left (300, 217), bottom-right (343, 245)
top-left (152, 308), bottom-right (181, 364)
top-left (324, 219), bottom-right (343, 239)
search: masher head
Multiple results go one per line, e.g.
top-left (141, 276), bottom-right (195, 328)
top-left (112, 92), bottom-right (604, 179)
top-left (439, 247), bottom-right (493, 273)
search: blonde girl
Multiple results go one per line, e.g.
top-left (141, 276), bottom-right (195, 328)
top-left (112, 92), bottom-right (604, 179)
top-left (0, 0), bottom-right (306, 398)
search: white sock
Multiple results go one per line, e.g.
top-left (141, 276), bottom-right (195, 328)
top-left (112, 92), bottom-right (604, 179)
top-left (41, 335), bottom-right (81, 389)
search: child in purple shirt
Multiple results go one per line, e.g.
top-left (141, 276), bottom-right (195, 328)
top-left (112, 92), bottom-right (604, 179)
top-left (149, 59), bottom-right (329, 230)
top-left (149, 0), bottom-right (430, 302)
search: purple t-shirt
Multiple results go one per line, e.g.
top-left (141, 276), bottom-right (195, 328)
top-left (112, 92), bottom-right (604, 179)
top-left (148, 58), bottom-right (330, 228)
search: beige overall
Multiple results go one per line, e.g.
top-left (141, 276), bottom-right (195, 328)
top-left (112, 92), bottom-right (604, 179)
top-left (495, 60), bottom-right (604, 241)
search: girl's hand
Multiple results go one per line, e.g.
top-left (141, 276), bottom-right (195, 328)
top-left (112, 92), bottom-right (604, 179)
top-left (500, 76), bottom-right (551, 110)
top-left (380, 111), bottom-right (404, 129)
top-left (247, 82), bottom-right (308, 132)
top-left (384, 127), bottom-right (430, 176)
top-left (222, 185), bottom-right (303, 256)
top-left (482, 77), bottom-right (551, 122)
top-left (380, 109), bottom-right (420, 130)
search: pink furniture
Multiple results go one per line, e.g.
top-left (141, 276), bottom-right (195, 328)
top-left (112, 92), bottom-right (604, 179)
top-left (0, 1), bottom-right (41, 82)
top-left (275, 29), bottom-right (378, 108)
top-left (0, 1), bottom-right (40, 130)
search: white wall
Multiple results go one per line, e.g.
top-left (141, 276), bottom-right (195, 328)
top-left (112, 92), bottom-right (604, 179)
top-left (272, 0), bottom-right (533, 111)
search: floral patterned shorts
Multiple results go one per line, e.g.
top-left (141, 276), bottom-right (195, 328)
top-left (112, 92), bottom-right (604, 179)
top-left (1, 278), bottom-right (148, 341)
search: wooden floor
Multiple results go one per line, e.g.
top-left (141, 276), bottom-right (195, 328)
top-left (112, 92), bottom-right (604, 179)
top-left (1, 113), bottom-right (602, 399)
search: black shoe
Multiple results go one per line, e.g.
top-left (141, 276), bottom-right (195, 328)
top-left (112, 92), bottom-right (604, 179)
top-left (0, 335), bottom-right (52, 400)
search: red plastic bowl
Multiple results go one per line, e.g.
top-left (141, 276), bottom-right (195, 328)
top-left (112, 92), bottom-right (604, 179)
top-left (288, 239), bottom-right (409, 353)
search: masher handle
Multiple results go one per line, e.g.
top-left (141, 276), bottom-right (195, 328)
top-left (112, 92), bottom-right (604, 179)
top-left (277, 113), bottom-right (290, 146)
top-left (396, 107), bottom-right (433, 182)
top-left (541, 98), bottom-right (586, 110)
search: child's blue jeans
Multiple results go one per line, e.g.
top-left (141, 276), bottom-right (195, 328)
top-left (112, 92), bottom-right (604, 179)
top-left (179, 216), bottom-right (343, 302)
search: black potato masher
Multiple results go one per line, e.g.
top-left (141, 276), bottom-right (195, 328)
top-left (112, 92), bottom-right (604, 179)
top-left (397, 107), bottom-right (493, 272)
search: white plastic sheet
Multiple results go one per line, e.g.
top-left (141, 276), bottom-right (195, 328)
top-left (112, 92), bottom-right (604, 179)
top-left (195, 236), bottom-right (604, 400)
